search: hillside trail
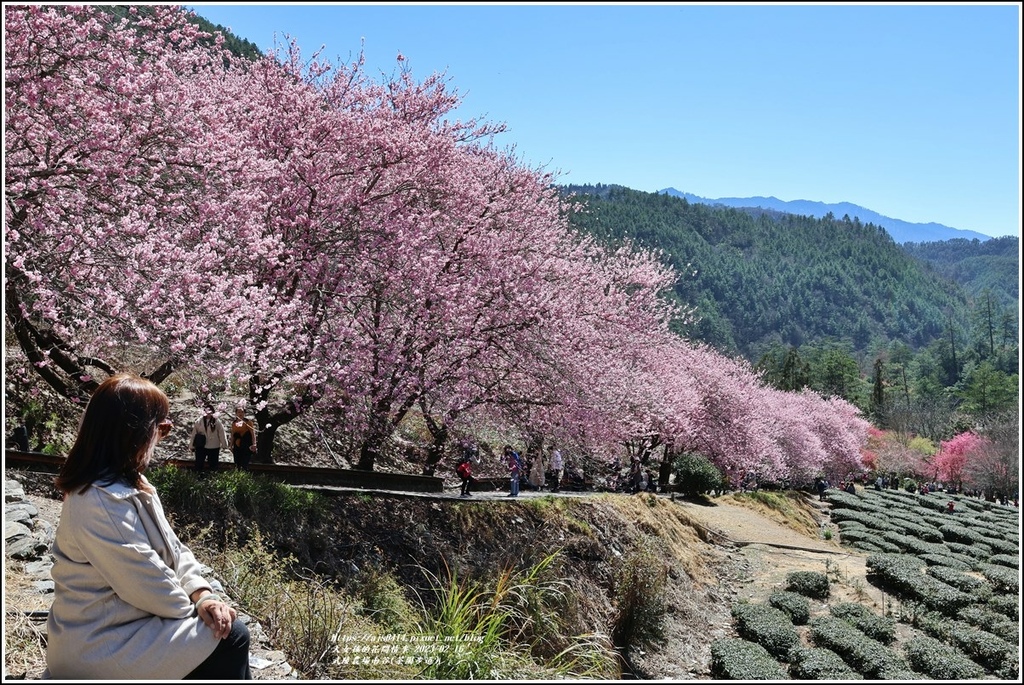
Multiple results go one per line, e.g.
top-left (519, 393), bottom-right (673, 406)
top-left (673, 491), bottom-right (876, 610)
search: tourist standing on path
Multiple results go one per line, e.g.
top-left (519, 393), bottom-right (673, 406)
top-left (44, 373), bottom-right (252, 680)
top-left (505, 445), bottom-right (522, 497)
top-left (547, 446), bottom-right (564, 493)
top-left (190, 404), bottom-right (228, 473)
top-left (529, 446), bottom-right (546, 491)
top-left (457, 440), bottom-right (477, 497)
top-left (230, 406), bottom-right (257, 471)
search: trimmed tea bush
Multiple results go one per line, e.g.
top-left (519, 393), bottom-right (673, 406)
top-left (996, 650), bottom-right (1019, 681)
top-left (828, 508), bottom-right (901, 532)
top-left (986, 594), bottom-right (1019, 620)
top-left (880, 530), bottom-right (949, 556)
top-left (988, 553), bottom-right (1019, 569)
top-left (808, 616), bottom-right (909, 678)
top-left (731, 602), bottom-right (801, 659)
top-left (939, 522), bottom-right (988, 545)
top-left (978, 563), bottom-right (1019, 593)
top-left (977, 535), bottom-right (1017, 556)
top-left (944, 540), bottom-right (992, 559)
top-left (958, 606), bottom-right (1019, 644)
top-left (787, 646), bottom-right (862, 680)
top-left (709, 637), bottom-right (787, 680)
top-left (785, 570), bottom-right (829, 599)
top-left (941, 620), bottom-right (1017, 672)
top-left (917, 552), bottom-right (972, 571)
top-left (904, 634), bottom-right (985, 679)
top-left (828, 602), bottom-right (895, 644)
top-left (927, 565), bottom-right (993, 599)
top-left (889, 516), bottom-right (945, 543)
top-left (865, 552), bottom-right (975, 615)
top-left (768, 591), bottom-right (810, 625)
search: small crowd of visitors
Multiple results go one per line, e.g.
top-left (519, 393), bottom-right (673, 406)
top-left (453, 441), bottom-right (568, 498)
top-left (189, 404), bottom-right (257, 473)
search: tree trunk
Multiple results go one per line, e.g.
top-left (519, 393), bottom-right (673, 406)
top-left (254, 423), bottom-right (277, 464)
top-left (356, 433), bottom-right (384, 471)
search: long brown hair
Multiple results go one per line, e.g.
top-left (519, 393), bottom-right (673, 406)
top-left (55, 373), bottom-right (170, 494)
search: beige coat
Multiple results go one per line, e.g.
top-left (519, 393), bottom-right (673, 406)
top-left (44, 478), bottom-right (219, 679)
top-left (190, 415), bottom-right (229, 450)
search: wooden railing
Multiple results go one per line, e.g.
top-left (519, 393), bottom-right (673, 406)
top-left (4, 450), bottom-right (444, 494)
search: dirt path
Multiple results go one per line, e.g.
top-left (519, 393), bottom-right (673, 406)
top-left (674, 493), bottom-right (876, 610)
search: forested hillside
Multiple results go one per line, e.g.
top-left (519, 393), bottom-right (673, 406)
top-left (561, 184), bottom-right (988, 361)
top-left (901, 237), bottom-right (1019, 307)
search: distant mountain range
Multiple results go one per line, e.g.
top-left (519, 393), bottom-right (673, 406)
top-left (657, 188), bottom-right (993, 244)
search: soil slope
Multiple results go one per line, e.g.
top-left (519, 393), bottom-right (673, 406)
top-left (4, 471), bottom-right (873, 680)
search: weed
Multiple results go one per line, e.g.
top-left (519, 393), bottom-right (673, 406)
top-left (352, 566), bottom-right (418, 633)
top-left (413, 553), bottom-right (616, 680)
top-left (849, 577), bottom-right (869, 602)
top-left (612, 538), bottom-right (668, 654)
top-left (2, 607), bottom-right (46, 678)
top-left (212, 529), bottom-right (384, 678)
top-left (824, 558), bottom-right (843, 583)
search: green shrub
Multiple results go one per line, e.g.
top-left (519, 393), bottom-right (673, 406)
top-left (730, 602), bottom-right (801, 659)
top-left (809, 615), bottom-right (908, 678)
top-left (709, 638), bottom-right (786, 680)
top-left (670, 451), bottom-right (722, 496)
top-left (786, 570), bottom-right (829, 599)
top-left (352, 566), bottom-right (418, 633)
top-left (904, 634), bottom-right (985, 679)
top-left (768, 591), bottom-right (810, 625)
top-left (787, 646), bottom-right (862, 680)
top-left (829, 602), bottom-right (896, 644)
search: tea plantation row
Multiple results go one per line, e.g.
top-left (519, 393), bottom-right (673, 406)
top-left (710, 488), bottom-right (1019, 680)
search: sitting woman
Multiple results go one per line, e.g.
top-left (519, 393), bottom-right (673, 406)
top-left (44, 373), bottom-right (251, 680)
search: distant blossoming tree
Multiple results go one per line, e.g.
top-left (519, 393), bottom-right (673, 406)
top-left (934, 431), bottom-right (990, 492)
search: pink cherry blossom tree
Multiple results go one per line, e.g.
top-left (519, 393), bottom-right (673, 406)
top-left (6, 5), bottom-right (251, 402)
top-left (7, 5), bottom-right (876, 477)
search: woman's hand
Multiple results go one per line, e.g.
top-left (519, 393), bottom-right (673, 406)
top-left (194, 593), bottom-right (238, 639)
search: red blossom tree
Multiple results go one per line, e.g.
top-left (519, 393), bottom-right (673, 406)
top-left (934, 431), bottom-right (990, 492)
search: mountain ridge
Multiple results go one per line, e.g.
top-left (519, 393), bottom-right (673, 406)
top-left (657, 188), bottom-right (996, 244)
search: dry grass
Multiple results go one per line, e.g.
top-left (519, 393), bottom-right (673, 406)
top-left (4, 570), bottom-right (48, 679)
top-left (603, 494), bottom-right (719, 585)
top-left (721, 491), bottom-right (822, 538)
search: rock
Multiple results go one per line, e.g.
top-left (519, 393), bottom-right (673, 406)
top-left (5, 518), bottom-right (32, 541)
top-left (6, 501), bottom-right (38, 524)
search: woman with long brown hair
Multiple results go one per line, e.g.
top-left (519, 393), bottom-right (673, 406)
top-left (44, 373), bottom-right (251, 680)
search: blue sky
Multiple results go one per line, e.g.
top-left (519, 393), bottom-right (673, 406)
top-left (187, 2), bottom-right (1021, 239)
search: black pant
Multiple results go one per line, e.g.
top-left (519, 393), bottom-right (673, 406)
top-left (460, 477), bottom-right (472, 495)
top-left (184, 618), bottom-right (252, 680)
top-left (195, 447), bottom-right (220, 471)
top-left (233, 447), bottom-right (252, 470)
